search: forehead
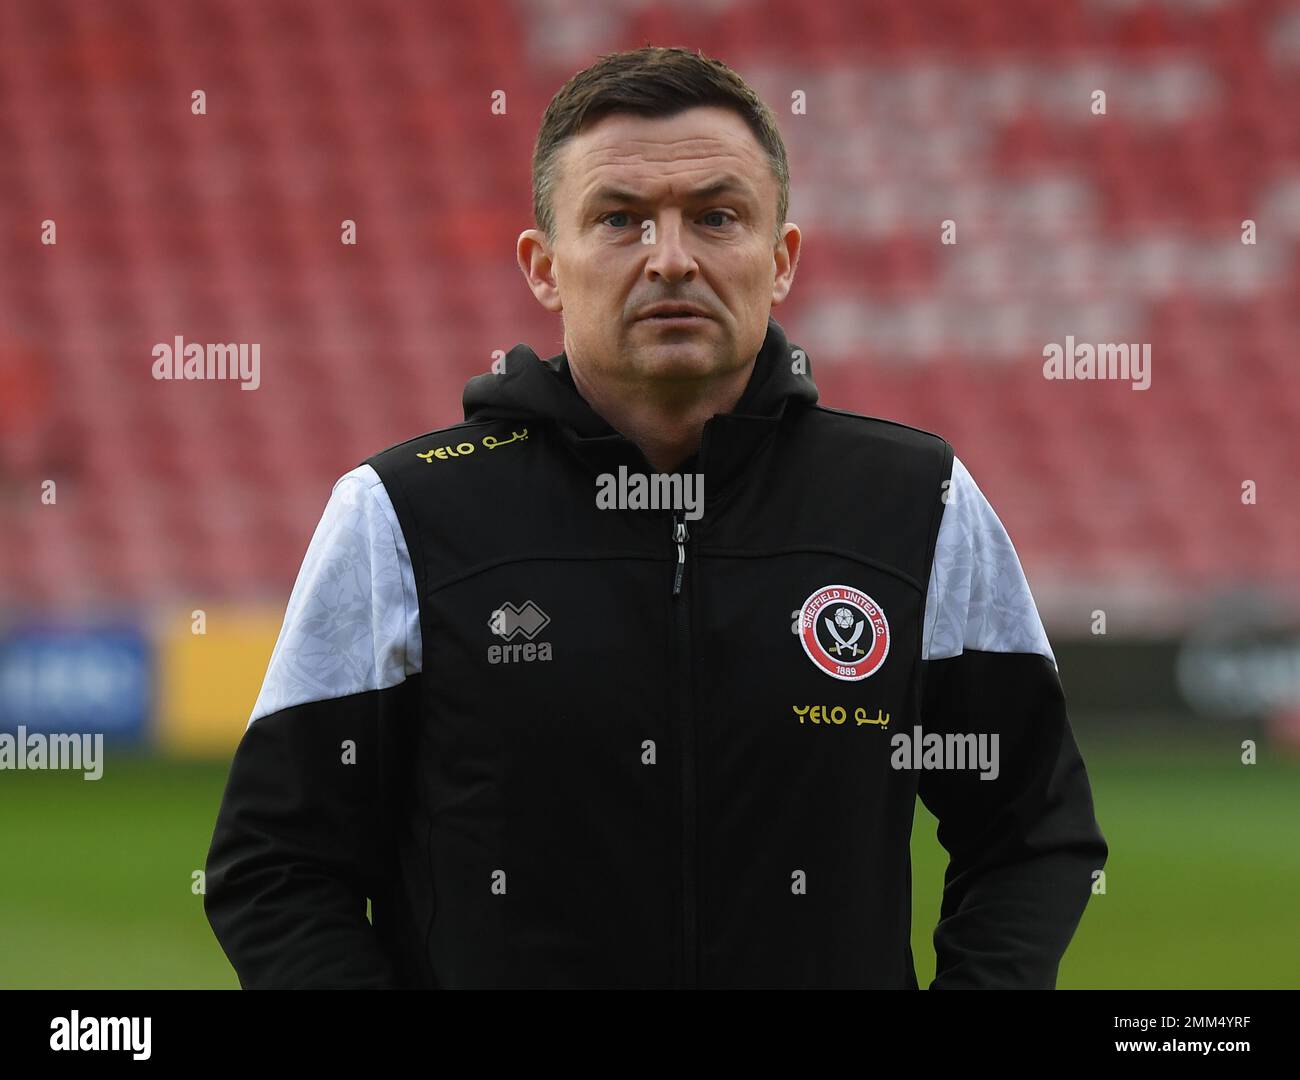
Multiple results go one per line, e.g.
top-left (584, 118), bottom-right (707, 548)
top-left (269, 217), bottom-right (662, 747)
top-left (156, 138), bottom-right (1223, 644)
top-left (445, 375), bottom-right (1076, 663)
top-left (557, 105), bottom-right (771, 210)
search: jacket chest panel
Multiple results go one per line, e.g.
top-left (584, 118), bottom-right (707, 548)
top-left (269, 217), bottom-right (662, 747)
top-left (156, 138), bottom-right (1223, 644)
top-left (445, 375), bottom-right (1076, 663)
top-left (415, 546), bottom-right (921, 819)
top-left (413, 545), bottom-right (923, 986)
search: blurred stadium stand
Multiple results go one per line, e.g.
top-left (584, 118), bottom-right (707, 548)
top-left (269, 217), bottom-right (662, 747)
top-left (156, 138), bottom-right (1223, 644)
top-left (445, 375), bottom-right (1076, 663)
top-left (1, 0), bottom-right (1297, 637)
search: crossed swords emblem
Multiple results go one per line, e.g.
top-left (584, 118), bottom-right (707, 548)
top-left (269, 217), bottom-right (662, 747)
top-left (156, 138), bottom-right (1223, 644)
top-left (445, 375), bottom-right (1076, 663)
top-left (824, 611), bottom-right (865, 657)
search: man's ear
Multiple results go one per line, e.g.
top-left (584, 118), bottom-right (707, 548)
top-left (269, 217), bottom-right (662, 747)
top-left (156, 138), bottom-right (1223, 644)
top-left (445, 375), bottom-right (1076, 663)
top-left (517, 229), bottom-right (564, 313)
top-left (771, 222), bottom-right (801, 307)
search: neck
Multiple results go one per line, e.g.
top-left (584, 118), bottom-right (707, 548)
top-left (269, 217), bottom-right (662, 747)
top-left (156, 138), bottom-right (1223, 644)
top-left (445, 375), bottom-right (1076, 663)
top-left (567, 357), bottom-right (755, 473)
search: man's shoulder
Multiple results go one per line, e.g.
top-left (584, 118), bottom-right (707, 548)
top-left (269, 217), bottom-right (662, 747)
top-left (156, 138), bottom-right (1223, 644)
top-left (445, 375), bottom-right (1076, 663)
top-left (356, 416), bottom-right (537, 483)
top-left (801, 403), bottom-right (954, 470)
top-left (362, 417), bottom-right (508, 464)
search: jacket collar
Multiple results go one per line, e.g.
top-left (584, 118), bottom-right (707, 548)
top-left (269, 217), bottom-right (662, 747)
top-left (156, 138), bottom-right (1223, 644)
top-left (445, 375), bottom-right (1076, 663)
top-left (462, 314), bottom-right (818, 496)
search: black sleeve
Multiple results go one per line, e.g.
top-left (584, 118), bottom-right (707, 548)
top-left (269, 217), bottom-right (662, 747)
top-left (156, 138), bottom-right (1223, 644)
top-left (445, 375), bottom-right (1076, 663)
top-left (916, 649), bottom-right (1108, 989)
top-left (201, 469), bottom-right (420, 989)
top-left (203, 683), bottom-right (414, 989)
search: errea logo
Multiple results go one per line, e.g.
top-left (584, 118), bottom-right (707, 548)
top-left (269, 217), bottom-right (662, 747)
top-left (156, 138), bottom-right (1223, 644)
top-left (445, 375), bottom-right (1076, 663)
top-left (488, 601), bottom-right (553, 664)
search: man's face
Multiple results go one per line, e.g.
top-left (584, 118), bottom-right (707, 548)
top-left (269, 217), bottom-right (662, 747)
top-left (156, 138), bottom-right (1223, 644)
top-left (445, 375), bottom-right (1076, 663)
top-left (518, 105), bottom-right (799, 390)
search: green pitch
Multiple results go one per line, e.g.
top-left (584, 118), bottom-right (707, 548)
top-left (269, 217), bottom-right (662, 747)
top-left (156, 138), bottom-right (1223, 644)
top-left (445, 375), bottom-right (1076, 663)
top-left (0, 734), bottom-right (1295, 988)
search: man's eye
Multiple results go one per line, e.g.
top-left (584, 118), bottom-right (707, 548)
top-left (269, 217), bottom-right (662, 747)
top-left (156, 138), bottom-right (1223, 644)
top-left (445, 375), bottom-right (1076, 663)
top-left (601, 211), bottom-right (734, 228)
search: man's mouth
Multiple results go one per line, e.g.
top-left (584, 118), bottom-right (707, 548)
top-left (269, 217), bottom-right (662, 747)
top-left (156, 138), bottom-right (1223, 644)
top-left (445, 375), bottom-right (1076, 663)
top-left (639, 309), bottom-right (711, 322)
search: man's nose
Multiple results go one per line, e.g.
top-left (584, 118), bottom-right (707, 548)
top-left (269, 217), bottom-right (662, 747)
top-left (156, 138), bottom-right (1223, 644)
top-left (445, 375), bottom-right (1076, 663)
top-left (644, 215), bottom-right (697, 282)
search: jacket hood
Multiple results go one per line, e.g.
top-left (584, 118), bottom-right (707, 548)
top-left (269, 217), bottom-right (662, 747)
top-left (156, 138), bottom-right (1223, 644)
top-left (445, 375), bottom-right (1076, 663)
top-left (463, 314), bottom-right (818, 438)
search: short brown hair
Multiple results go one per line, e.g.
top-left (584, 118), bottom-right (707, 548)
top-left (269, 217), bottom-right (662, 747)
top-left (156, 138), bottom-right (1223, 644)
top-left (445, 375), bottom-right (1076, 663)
top-left (531, 46), bottom-right (790, 245)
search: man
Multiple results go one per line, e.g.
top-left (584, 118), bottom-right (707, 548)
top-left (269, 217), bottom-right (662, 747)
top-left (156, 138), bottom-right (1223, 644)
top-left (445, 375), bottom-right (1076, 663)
top-left (204, 46), bottom-right (1107, 989)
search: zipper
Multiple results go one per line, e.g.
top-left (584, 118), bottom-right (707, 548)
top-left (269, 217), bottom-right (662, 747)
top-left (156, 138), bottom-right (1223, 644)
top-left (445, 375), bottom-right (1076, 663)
top-left (672, 514), bottom-right (688, 595)
top-left (670, 507), bottom-right (697, 987)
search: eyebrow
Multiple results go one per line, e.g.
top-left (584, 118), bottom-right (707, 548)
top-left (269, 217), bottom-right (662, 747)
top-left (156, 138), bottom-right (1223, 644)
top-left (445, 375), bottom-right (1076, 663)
top-left (583, 175), bottom-right (755, 212)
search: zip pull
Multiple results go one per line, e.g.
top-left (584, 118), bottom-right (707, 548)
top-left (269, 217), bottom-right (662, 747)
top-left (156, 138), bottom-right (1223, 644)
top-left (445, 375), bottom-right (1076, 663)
top-left (672, 512), bottom-right (689, 596)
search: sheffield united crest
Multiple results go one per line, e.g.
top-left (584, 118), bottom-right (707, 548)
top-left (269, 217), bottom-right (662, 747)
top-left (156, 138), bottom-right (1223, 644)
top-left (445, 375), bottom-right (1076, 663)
top-left (797, 585), bottom-right (890, 681)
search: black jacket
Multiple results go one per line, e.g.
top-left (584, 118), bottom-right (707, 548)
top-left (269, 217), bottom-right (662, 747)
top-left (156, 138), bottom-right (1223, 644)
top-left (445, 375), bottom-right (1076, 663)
top-left (204, 315), bottom-right (1107, 988)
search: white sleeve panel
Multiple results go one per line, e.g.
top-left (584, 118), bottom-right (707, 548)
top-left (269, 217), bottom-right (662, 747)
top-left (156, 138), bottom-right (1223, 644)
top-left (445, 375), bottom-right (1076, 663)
top-left (247, 463), bottom-right (422, 728)
top-left (921, 454), bottom-right (1056, 668)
